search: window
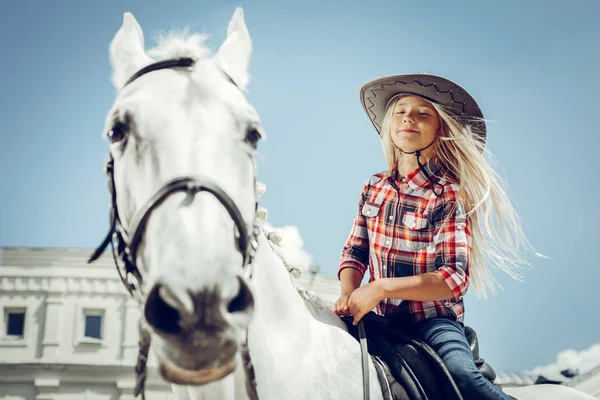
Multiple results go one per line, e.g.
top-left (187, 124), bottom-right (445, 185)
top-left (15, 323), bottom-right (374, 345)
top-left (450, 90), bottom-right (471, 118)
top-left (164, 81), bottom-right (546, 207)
top-left (83, 309), bottom-right (104, 340)
top-left (4, 308), bottom-right (26, 338)
top-left (76, 307), bottom-right (107, 345)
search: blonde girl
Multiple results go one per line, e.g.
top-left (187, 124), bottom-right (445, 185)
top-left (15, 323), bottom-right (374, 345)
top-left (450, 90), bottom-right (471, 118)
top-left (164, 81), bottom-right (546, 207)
top-left (334, 74), bottom-right (532, 400)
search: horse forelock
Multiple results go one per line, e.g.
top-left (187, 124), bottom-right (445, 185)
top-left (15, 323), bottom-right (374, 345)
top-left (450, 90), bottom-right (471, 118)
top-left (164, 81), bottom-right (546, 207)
top-left (147, 29), bottom-right (212, 63)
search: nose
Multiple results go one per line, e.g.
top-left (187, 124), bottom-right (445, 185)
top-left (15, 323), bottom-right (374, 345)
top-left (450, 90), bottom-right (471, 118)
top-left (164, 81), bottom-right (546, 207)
top-left (144, 277), bottom-right (254, 335)
top-left (403, 112), bottom-right (415, 123)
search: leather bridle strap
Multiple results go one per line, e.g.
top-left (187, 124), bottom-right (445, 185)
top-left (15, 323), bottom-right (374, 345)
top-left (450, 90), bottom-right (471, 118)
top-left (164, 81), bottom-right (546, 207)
top-left (124, 57), bottom-right (195, 87)
top-left (124, 175), bottom-right (250, 267)
top-left (123, 56), bottom-right (237, 88)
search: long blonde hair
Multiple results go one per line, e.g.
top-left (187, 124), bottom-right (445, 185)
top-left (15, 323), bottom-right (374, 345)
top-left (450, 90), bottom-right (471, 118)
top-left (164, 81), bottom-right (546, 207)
top-left (380, 96), bottom-right (535, 298)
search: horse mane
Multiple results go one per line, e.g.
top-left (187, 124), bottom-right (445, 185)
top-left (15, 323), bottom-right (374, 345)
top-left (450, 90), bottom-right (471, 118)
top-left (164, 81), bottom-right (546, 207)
top-left (265, 236), bottom-right (329, 311)
top-left (258, 205), bottom-right (330, 312)
top-left (147, 29), bottom-right (212, 62)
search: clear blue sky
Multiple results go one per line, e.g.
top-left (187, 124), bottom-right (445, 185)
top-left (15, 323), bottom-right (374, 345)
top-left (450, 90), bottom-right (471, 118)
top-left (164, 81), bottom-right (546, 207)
top-left (1, 0), bottom-right (598, 373)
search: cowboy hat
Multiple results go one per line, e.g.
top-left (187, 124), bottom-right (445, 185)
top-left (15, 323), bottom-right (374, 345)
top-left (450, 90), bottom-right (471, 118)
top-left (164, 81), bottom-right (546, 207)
top-left (359, 73), bottom-right (486, 141)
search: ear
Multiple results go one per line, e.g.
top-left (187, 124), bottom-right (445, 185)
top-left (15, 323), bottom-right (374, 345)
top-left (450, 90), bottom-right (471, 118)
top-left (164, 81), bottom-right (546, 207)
top-left (109, 12), bottom-right (153, 89)
top-left (215, 8), bottom-right (252, 90)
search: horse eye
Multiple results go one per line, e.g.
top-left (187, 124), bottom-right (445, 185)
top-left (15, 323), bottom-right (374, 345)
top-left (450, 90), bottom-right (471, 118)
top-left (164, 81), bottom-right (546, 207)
top-left (245, 126), bottom-right (262, 149)
top-left (107, 122), bottom-right (129, 143)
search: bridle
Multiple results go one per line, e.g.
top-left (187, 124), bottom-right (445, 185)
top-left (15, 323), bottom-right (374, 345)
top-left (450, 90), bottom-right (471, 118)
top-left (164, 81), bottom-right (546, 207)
top-left (88, 57), bottom-right (260, 400)
top-left (88, 57), bottom-right (259, 295)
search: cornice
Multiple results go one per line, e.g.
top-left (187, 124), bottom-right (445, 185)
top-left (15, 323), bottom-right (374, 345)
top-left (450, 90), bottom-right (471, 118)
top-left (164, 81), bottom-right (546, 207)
top-left (0, 275), bottom-right (126, 296)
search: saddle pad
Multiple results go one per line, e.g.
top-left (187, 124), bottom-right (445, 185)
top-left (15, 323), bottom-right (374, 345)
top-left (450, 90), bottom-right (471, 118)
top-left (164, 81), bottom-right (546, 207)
top-left (372, 354), bottom-right (410, 400)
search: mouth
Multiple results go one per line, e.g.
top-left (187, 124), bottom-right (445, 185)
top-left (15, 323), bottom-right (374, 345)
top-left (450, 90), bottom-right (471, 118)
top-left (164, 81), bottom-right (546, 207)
top-left (399, 129), bottom-right (419, 133)
top-left (158, 356), bottom-right (236, 385)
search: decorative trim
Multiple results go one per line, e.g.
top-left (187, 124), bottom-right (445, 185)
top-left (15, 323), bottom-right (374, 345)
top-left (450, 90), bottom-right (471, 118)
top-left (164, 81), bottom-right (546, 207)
top-left (0, 276), bottom-right (126, 296)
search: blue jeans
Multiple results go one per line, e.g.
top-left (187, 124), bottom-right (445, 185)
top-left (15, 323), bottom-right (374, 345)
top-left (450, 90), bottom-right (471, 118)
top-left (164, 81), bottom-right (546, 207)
top-left (414, 318), bottom-right (510, 400)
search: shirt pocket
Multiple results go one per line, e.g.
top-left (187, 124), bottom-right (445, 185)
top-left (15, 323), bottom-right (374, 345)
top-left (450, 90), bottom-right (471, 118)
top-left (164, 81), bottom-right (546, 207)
top-left (401, 211), bottom-right (431, 251)
top-left (361, 202), bottom-right (381, 235)
top-left (361, 202), bottom-right (381, 218)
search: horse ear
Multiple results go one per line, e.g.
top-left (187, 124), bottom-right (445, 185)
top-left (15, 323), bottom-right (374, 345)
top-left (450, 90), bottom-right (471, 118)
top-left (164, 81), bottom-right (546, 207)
top-left (215, 8), bottom-right (252, 90)
top-left (109, 12), bottom-right (153, 89)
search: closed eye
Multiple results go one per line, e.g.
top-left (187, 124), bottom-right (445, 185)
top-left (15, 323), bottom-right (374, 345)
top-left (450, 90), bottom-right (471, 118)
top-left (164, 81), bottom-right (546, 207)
top-left (395, 111), bottom-right (430, 116)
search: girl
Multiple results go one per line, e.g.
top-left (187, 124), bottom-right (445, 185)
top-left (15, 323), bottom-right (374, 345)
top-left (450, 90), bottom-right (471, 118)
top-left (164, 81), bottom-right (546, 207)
top-left (334, 73), bottom-right (533, 400)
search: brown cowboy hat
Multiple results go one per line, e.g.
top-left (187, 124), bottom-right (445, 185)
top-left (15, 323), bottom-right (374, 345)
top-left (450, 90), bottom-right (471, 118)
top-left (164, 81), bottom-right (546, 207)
top-left (359, 73), bottom-right (486, 142)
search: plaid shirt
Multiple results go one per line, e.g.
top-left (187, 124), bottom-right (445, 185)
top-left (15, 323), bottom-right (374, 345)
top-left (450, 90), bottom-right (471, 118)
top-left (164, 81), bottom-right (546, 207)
top-left (338, 160), bottom-right (471, 323)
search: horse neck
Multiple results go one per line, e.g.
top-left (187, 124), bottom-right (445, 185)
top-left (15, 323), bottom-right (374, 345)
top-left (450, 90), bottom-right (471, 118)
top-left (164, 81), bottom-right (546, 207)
top-left (244, 231), bottom-right (318, 392)
top-left (245, 231), bottom-right (383, 399)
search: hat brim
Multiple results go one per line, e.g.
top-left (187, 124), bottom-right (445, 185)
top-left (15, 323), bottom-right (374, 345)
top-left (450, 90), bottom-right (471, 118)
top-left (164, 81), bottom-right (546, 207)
top-left (359, 73), bottom-right (486, 141)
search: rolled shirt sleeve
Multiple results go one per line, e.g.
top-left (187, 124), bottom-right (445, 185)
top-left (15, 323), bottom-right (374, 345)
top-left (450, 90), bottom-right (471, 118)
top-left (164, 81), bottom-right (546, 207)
top-left (338, 180), bottom-right (370, 279)
top-left (432, 191), bottom-right (471, 299)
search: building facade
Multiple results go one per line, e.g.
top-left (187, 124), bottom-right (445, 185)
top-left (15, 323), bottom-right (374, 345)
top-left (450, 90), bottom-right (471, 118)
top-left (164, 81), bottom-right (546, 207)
top-left (0, 247), bottom-right (172, 400)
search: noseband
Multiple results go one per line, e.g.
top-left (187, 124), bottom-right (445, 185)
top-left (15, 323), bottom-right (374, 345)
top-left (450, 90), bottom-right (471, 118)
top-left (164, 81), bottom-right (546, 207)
top-left (88, 57), bottom-right (260, 399)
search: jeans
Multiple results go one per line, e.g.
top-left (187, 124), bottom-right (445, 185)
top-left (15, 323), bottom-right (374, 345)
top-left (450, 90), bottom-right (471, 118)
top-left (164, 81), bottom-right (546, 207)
top-left (414, 317), bottom-right (511, 400)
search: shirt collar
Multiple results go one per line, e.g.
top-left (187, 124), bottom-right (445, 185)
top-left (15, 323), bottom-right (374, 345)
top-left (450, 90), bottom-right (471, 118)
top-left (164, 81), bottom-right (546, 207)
top-left (387, 159), bottom-right (445, 191)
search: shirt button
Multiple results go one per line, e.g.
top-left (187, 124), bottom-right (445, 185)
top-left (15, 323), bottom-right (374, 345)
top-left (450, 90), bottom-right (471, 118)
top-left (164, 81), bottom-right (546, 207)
top-left (383, 264), bottom-right (387, 271)
top-left (389, 215), bottom-right (394, 221)
top-left (386, 240), bottom-right (391, 246)
top-left (366, 210), bottom-right (371, 215)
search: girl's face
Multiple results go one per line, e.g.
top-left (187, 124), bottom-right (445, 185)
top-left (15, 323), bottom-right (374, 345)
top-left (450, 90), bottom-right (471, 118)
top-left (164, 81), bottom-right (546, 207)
top-left (389, 96), bottom-right (441, 154)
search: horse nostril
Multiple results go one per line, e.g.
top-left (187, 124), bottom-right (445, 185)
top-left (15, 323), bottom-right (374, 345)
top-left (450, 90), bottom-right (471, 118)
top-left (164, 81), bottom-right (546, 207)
top-left (144, 283), bottom-right (182, 334)
top-left (227, 277), bottom-right (254, 314)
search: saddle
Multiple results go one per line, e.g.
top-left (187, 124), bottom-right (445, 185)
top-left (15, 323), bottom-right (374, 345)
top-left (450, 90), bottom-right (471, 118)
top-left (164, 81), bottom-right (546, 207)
top-left (342, 313), bottom-right (498, 400)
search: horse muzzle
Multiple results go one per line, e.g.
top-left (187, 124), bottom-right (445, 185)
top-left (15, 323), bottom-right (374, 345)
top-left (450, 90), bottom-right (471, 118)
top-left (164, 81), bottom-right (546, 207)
top-left (158, 355), bottom-right (237, 385)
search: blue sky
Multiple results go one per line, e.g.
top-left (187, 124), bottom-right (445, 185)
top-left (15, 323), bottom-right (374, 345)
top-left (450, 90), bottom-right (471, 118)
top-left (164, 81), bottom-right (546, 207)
top-left (1, 0), bottom-right (598, 374)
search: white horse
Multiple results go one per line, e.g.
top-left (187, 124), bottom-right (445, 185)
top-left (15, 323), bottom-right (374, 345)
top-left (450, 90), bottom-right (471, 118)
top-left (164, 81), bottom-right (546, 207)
top-left (99, 7), bottom-right (596, 400)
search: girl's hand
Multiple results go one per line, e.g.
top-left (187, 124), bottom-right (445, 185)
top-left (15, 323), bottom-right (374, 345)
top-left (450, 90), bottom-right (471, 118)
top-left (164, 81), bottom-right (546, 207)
top-left (348, 280), bottom-right (385, 325)
top-left (333, 292), bottom-right (353, 316)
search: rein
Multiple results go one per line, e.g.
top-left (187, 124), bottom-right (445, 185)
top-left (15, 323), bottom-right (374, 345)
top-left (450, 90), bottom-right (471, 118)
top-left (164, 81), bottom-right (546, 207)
top-left (358, 320), bottom-right (370, 400)
top-left (88, 57), bottom-right (260, 400)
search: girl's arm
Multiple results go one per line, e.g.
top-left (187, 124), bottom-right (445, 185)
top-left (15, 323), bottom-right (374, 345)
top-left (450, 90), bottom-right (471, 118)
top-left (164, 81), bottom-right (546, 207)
top-left (338, 180), bottom-right (371, 281)
top-left (377, 272), bottom-right (453, 301)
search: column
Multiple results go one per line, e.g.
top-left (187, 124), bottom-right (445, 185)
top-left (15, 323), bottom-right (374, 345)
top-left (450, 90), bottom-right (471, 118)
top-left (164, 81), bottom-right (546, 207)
top-left (122, 298), bottom-right (141, 364)
top-left (41, 295), bottom-right (63, 360)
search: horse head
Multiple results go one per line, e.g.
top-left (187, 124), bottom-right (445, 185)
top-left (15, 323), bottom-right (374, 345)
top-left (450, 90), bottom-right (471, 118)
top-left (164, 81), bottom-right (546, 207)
top-left (90, 8), bottom-right (263, 386)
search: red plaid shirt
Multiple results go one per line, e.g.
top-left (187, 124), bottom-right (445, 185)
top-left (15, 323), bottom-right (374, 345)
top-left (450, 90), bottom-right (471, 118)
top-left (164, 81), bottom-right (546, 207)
top-left (338, 160), bottom-right (471, 323)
